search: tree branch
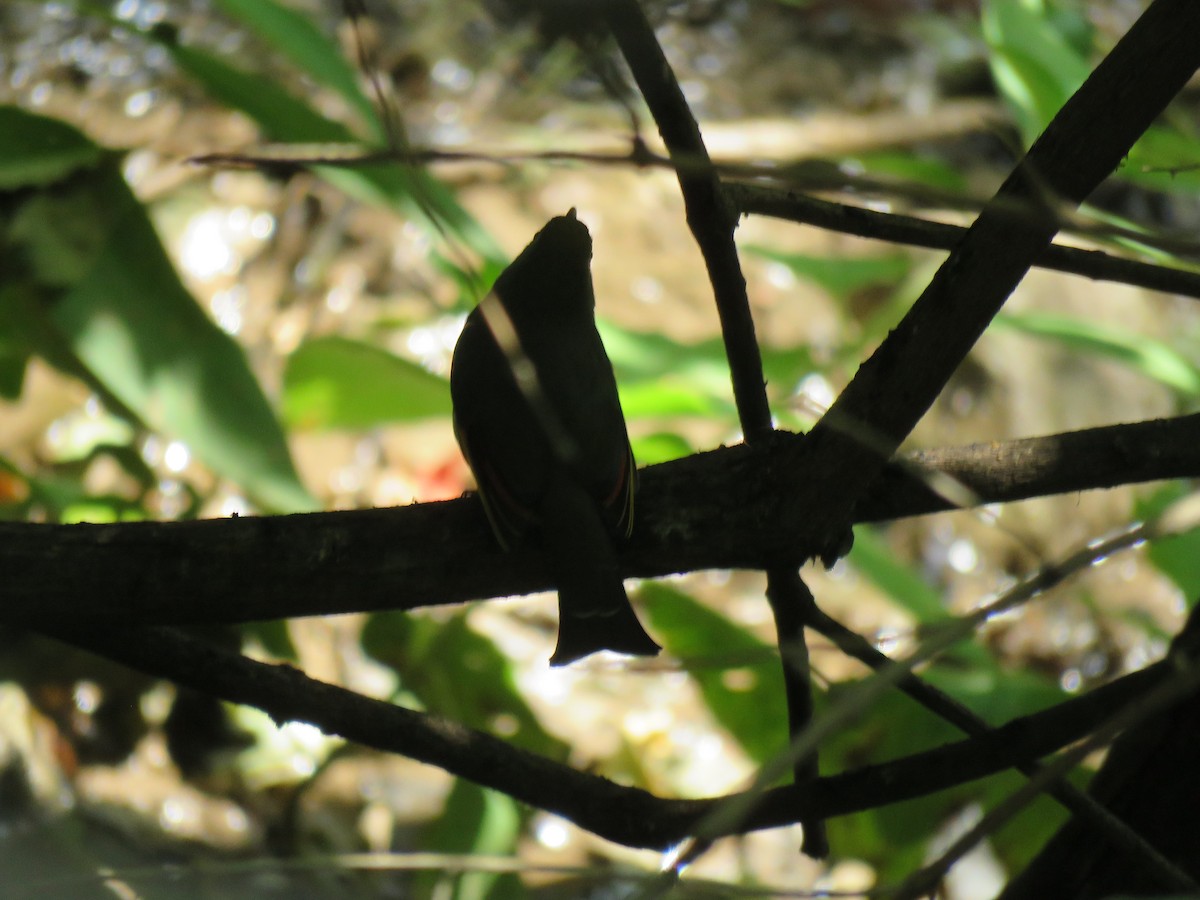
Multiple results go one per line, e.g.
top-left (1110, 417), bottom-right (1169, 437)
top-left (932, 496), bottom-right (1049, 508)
top-left (791, 0), bottom-right (1200, 558)
top-left (600, 0), bottom-right (770, 443)
top-left (600, 0), bottom-right (830, 853)
top-left (728, 182), bottom-right (1200, 300)
top-left (42, 622), bottom-right (1181, 850)
top-left (811, 607), bottom-right (1194, 890)
top-left (5, 415), bottom-right (1200, 627)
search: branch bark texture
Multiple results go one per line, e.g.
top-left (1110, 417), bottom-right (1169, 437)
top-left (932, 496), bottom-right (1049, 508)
top-left (5, 416), bottom-right (1200, 627)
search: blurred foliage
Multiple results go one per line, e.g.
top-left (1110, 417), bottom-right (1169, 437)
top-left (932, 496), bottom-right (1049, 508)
top-left (362, 610), bottom-right (568, 760)
top-left (643, 582), bottom-right (790, 767)
top-left (1138, 482), bottom-right (1200, 608)
top-left (1, 106), bottom-right (315, 514)
top-left (831, 528), bottom-right (1074, 876)
top-left (283, 335), bottom-right (454, 429)
top-left (3, 0), bottom-right (1200, 895)
top-left (996, 310), bottom-right (1200, 397)
top-left (983, 0), bottom-right (1200, 192)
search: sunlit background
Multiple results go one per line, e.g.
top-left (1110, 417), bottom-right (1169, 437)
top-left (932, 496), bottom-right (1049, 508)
top-left (2, 0), bottom-right (1199, 896)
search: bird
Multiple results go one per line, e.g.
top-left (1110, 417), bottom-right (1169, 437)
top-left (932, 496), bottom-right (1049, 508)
top-left (450, 209), bottom-right (660, 666)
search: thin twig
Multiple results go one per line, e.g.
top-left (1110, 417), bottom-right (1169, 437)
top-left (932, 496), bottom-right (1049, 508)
top-left (729, 182), bottom-right (1200, 299)
top-left (890, 644), bottom-right (1200, 899)
top-left (675, 500), bottom-right (1200, 893)
top-left (600, 0), bottom-right (828, 857)
top-left (810, 608), bottom-right (1194, 893)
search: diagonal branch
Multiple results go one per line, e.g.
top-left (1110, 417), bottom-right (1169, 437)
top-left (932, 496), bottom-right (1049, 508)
top-left (791, 0), bottom-right (1200, 556)
top-left (810, 608), bottom-right (1193, 891)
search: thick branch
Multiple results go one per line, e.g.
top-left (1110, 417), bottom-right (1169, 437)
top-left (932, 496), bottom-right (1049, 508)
top-left (792, 0), bottom-right (1200, 555)
top-left (4, 416), bottom-right (1200, 626)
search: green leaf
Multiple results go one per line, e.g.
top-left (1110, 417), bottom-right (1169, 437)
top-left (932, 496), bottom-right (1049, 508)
top-left (16, 470), bottom-right (146, 524)
top-left (842, 150), bottom-right (969, 194)
top-left (630, 431), bottom-right (693, 466)
top-left (0, 351), bottom-right (26, 399)
top-left (985, 769), bottom-right (1078, 875)
top-left (61, 498), bottom-right (146, 524)
top-left (1138, 483), bottom-right (1200, 606)
top-left (209, 0), bottom-right (381, 134)
top-left (242, 620), bottom-right (298, 660)
top-left (9, 151), bottom-right (315, 512)
top-left (819, 681), bottom-right (957, 871)
top-left (618, 378), bottom-right (730, 418)
top-left (362, 611), bottom-right (566, 759)
top-left (995, 311), bottom-right (1200, 395)
top-left (849, 526), bottom-right (945, 622)
top-left (606, 320), bottom-right (815, 415)
top-left (924, 662), bottom-right (1066, 728)
top-left (1122, 122), bottom-right (1200, 193)
top-left (0, 105), bottom-right (105, 188)
top-left (600, 323), bottom-right (738, 420)
top-left (0, 282), bottom-right (135, 419)
top-left (983, 0), bottom-right (1200, 192)
top-left (152, 25), bottom-right (351, 143)
top-left (744, 245), bottom-right (911, 301)
top-left (849, 526), bottom-right (990, 667)
top-left (9, 178), bottom-right (114, 286)
top-left (821, 659), bottom-right (1066, 873)
top-left (982, 0), bottom-right (1091, 144)
top-left (282, 336), bottom-right (452, 429)
top-left (0, 285), bottom-right (37, 401)
top-left (419, 781), bottom-right (523, 900)
top-left (640, 583), bottom-right (787, 766)
top-left (146, 25), bottom-right (502, 266)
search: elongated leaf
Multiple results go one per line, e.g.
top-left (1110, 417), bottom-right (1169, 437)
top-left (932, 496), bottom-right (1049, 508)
top-left (843, 150), bottom-right (969, 194)
top-left (618, 379), bottom-right (731, 418)
top-left (602, 320), bottom-right (819, 418)
top-left (744, 245), bottom-right (912, 301)
top-left (849, 526), bottom-right (944, 622)
top-left (983, 0), bottom-right (1200, 191)
top-left (147, 24), bottom-right (501, 264)
top-left (1123, 121), bottom-right (1200, 193)
top-left (419, 781), bottom-right (523, 900)
top-left (996, 311), bottom-right (1200, 395)
top-left (56, 178), bottom-right (314, 511)
top-left (630, 431), bottom-right (693, 465)
top-left (640, 583), bottom-right (787, 766)
top-left (362, 611), bottom-right (566, 759)
top-left (600, 323), bottom-right (737, 420)
top-left (0, 352), bottom-right (25, 399)
top-left (983, 0), bottom-right (1092, 143)
top-left (1137, 483), bottom-right (1200, 606)
top-left (210, 0), bottom-right (380, 132)
top-left (283, 336), bottom-right (452, 429)
top-left (153, 25), bottom-right (349, 143)
top-left (821, 652), bottom-right (1065, 875)
top-left (5, 114), bottom-right (314, 512)
top-left (0, 105), bottom-right (105, 188)
top-left (849, 526), bottom-right (990, 668)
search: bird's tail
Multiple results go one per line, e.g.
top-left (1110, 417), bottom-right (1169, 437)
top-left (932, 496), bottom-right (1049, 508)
top-left (540, 476), bottom-right (659, 666)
